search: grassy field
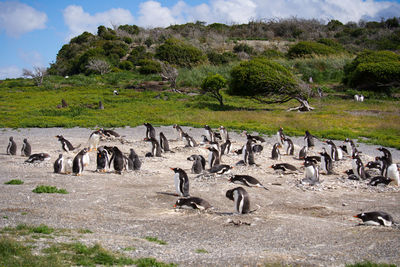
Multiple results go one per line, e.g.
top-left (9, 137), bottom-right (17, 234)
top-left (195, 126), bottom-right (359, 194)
top-left (0, 72), bottom-right (399, 149)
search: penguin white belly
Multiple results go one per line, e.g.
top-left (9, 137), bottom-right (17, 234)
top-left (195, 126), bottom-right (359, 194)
top-left (83, 153), bottom-right (90, 166)
top-left (363, 220), bottom-right (381, 226)
top-left (89, 134), bottom-right (100, 150)
top-left (64, 158), bottom-right (73, 173)
top-left (352, 160), bottom-right (359, 178)
top-left (305, 166), bottom-right (315, 180)
top-left (320, 156), bottom-right (327, 173)
top-left (337, 148), bottom-right (343, 160)
top-left (174, 173), bottom-right (181, 195)
top-left (233, 190), bottom-right (243, 214)
top-left (387, 164), bottom-right (399, 186)
top-left (276, 133), bottom-right (282, 145)
top-left (346, 144), bottom-right (352, 156)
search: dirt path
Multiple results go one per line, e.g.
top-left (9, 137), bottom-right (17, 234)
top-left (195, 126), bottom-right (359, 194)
top-left (1, 126), bottom-right (399, 266)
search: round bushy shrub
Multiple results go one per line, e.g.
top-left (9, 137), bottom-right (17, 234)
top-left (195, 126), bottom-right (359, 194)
top-left (119, 60), bottom-right (134, 70)
top-left (229, 58), bottom-right (299, 97)
top-left (343, 50), bottom-right (400, 90)
top-left (138, 59), bottom-right (161, 74)
top-left (207, 51), bottom-right (237, 65)
top-left (287, 41), bottom-right (337, 58)
top-left (233, 43), bottom-right (254, 54)
top-left (155, 38), bottom-right (206, 67)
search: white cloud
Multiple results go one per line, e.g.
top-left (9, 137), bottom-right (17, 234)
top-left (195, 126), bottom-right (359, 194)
top-left (135, 0), bottom-right (400, 28)
top-left (63, 5), bottom-right (134, 40)
top-left (0, 66), bottom-right (22, 79)
top-left (18, 50), bottom-right (44, 67)
top-left (0, 1), bottom-right (47, 37)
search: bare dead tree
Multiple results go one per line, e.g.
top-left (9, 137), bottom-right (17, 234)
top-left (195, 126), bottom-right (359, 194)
top-left (22, 66), bottom-right (47, 86)
top-left (160, 62), bottom-right (178, 88)
top-left (86, 59), bottom-right (110, 75)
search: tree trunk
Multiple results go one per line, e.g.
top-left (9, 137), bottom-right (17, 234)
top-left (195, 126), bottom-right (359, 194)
top-left (287, 97), bottom-right (315, 112)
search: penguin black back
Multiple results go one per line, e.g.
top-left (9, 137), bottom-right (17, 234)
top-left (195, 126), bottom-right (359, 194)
top-left (129, 148), bottom-right (141, 170)
top-left (174, 197), bottom-right (212, 210)
top-left (21, 138), bottom-right (31, 156)
top-left (159, 132), bottom-right (171, 152)
top-left (271, 143), bottom-right (281, 160)
top-left (225, 187), bottom-right (250, 214)
top-left (354, 211), bottom-right (393, 226)
top-left (144, 123), bottom-right (156, 139)
top-left (171, 167), bottom-right (190, 197)
top-left (110, 146), bottom-right (125, 174)
top-left (54, 154), bottom-right (64, 173)
top-left (7, 136), bottom-right (17, 155)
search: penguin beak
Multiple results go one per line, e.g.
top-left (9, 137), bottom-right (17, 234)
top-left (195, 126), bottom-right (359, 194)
top-left (353, 215), bottom-right (359, 218)
top-left (170, 168), bottom-right (174, 171)
top-left (173, 204), bottom-right (177, 208)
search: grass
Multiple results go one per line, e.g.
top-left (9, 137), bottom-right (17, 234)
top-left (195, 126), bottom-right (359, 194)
top-left (1, 225), bottom-right (176, 267)
top-left (195, 248), bottom-right (209, 253)
top-left (0, 72), bottom-right (399, 148)
top-left (78, 228), bottom-right (93, 234)
top-left (5, 179), bottom-right (24, 185)
top-left (32, 185), bottom-right (68, 194)
top-left (346, 261), bottom-right (396, 267)
top-left (144, 236), bottom-right (167, 245)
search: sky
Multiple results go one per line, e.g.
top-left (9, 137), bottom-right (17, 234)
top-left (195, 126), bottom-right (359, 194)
top-left (1, 0), bottom-right (400, 79)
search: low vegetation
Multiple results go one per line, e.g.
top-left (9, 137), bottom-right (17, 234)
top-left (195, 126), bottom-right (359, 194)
top-left (32, 185), bottom-right (68, 194)
top-left (144, 236), bottom-right (167, 245)
top-left (5, 179), bottom-right (24, 185)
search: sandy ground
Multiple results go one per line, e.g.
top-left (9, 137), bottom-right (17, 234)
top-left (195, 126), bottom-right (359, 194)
top-left (0, 126), bottom-right (399, 266)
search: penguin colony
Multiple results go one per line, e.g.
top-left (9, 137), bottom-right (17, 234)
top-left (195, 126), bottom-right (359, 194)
top-left (4, 125), bottom-right (399, 221)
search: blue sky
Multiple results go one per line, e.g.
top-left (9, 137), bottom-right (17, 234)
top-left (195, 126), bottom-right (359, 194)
top-left (1, 0), bottom-right (400, 79)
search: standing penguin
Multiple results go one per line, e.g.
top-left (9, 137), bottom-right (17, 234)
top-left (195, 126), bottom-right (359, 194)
top-left (283, 137), bottom-right (294, 155)
top-left (219, 126), bottom-right (230, 143)
top-left (124, 155), bottom-right (134, 171)
top-left (320, 148), bottom-right (333, 174)
top-left (6, 136), bottom-right (17, 155)
top-left (302, 159), bottom-right (320, 185)
top-left (204, 125), bottom-right (215, 142)
top-left (129, 148), bottom-right (142, 170)
top-left (88, 130), bottom-right (103, 151)
top-left (109, 146), bottom-right (125, 174)
top-left (277, 127), bottom-right (285, 146)
top-left (144, 123), bottom-right (156, 139)
top-left (240, 139), bottom-right (256, 165)
top-left (352, 152), bottom-right (367, 180)
top-left (221, 139), bottom-right (231, 155)
top-left (21, 138), bottom-right (31, 157)
top-left (304, 130), bottom-right (316, 148)
top-left (187, 155), bottom-right (204, 174)
top-left (96, 146), bottom-right (109, 172)
top-left (159, 132), bottom-right (172, 152)
top-left (56, 135), bottom-right (80, 153)
top-left (54, 154), bottom-right (64, 173)
top-left (183, 133), bottom-right (197, 147)
top-left (225, 187), bottom-right (250, 214)
top-left (326, 140), bottom-right (339, 161)
top-left (378, 147), bottom-right (399, 186)
top-left (144, 137), bottom-right (162, 157)
top-left (72, 148), bottom-right (88, 176)
top-left (299, 146), bottom-right (308, 159)
top-left (171, 168), bottom-right (190, 197)
top-left (173, 124), bottom-right (185, 140)
top-left (206, 146), bottom-right (220, 168)
top-left (344, 138), bottom-right (356, 157)
top-left (271, 143), bottom-right (281, 160)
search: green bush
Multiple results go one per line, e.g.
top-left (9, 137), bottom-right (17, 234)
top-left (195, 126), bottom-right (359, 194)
top-left (228, 58), bottom-right (299, 97)
top-left (287, 41), bottom-right (338, 58)
top-left (343, 50), bottom-right (400, 91)
top-left (233, 43), bottom-right (254, 54)
top-left (261, 49), bottom-right (285, 59)
top-left (155, 38), bottom-right (205, 67)
top-left (138, 59), bottom-right (162, 74)
top-left (201, 73), bottom-right (226, 106)
top-left (207, 51), bottom-right (237, 65)
top-left (119, 61), bottom-right (134, 70)
top-left (118, 24), bottom-right (140, 35)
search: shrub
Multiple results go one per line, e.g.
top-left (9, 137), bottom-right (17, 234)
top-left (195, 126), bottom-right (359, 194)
top-left (32, 185), bottom-right (68, 194)
top-left (228, 58), bottom-right (299, 99)
top-left (233, 43), bottom-right (254, 54)
top-left (201, 73), bottom-right (226, 106)
top-left (261, 49), bottom-right (285, 59)
top-left (119, 61), bottom-right (134, 71)
top-left (5, 179), bottom-right (24, 185)
top-left (118, 24), bottom-right (140, 35)
top-left (138, 59), bottom-right (162, 74)
top-left (287, 41), bottom-right (338, 58)
top-left (207, 51), bottom-right (237, 65)
top-left (343, 50), bottom-right (400, 91)
top-left (155, 38), bottom-right (205, 67)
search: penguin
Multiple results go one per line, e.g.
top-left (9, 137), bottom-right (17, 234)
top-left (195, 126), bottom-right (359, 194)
top-left (219, 126), bottom-right (230, 143)
top-left (183, 133), bottom-right (197, 147)
top-left (305, 156), bottom-right (321, 163)
top-left (243, 131), bottom-right (265, 143)
top-left (129, 148), bottom-right (141, 170)
top-left (63, 157), bottom-right (73, 174)
top-left (53, 154), bottom-right (64, 173)
top-left (369, 176), bottom-right (392, 186)
top-left (204, 125), bottom-right (215, 142)
top-left (353, 211), bottom-right (394, 227)
top-left (173, 124), bottom-right (185, 140)
top-left (21, 138), bottom-right (31, 157)
top-left (25, 153), bottom-right (51, 163)
top-left (375, 156), bottom-right (389, 177)
top-left (96, 146), bottom-right (109, 172)
top-left (207, 141), bottom-right (221, 160)
top-left (344, 138), bottom-right (356, 156)
top-left (159, 132), bottom-right (172, 152)
top-left (6, 136), bottom-right (17, 155)
top-left (187, 155), bottom-right (204, 174)
top-left (108, 146), bottom-right (125, 174)
top-left (304, 130), bottom-right (316, 148)
top-left (72, 148), bottom-right (88, 175)
top-left (352, 153), bottom-right (366, 180)
top-left (339, 145), bottom-right (348, 155)
top-left (101, 128), bottom-right (120, 139)
top-left (208, 164), bottom-right (233, 175)
top-left (56, 135), bottom-right (80, 153)
top-left (252, 144), bottom-right (263, 153)
top-left (88, 130), bottom-right (103, 151)
top-left (171, 168), bottom-right (189, 197)
top-left (221, 139), bottom-right (231, 155)
top-left (325, 140), bottom-right (339, 161)
top-left (225, 187), bottom-right (250, 214)
top-left (302, 159), bottom-right (319, 185)
top-left (144, 137), bottom-right (162, 157)
top-left (377, 148), bottom-right (399, 186)
top-left (124, 155), bottom-right (134, 171)
top-left (270, 163), bottom-right (298, 172)
top-left (144, 123), bottom-right (156, 139)
top-left (271, 143), bottom-right (281, 160)
top-left (228, 175), bottom-right (268, 190)
top-left (243, 139), bottom-right (256, 165)
top-left (377, 147), bottom-right (391, 159)
top-left (299, 146), bottom-right (308, 159)
top-left (206, 146), bottom-right (220, 168)
top-left (283, 137), bottom-right (294, 155)
top-left (113, 90), bottom-right (119, 95)
top-left (82, 150), bottom-right (90, 167)
top-left (277, 127), bottom-right (285, 146)
top-left (365, 160), bottom-right (382, 171)
top-left (320, 148), bottom-right (333, 175)
top-left (174, 197), bottom-right (212, 210)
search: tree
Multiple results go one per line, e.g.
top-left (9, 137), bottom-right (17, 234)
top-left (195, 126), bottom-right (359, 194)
top-left (86, 59), bottom-right (110, 75)
top-left (201, 74), bottom-right (226, 106)
top-left (160, 62), bottom-right (178, 88)
top-left (22, 66), bottom-right (47, 86)
top-left (228, 58), bottom-right (314, 111)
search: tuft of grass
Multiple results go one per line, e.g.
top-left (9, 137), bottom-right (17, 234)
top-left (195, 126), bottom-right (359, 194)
top-left (144, 236), bottom-right (167, 245)
top-left (122, 246), bottom-right (136, 251)
top-left (195, 248), bottom-right (209, 253)
top-left (3, 216), bottom-right (8, 219)
top-left (32, 185), bottom-right (68, 194)
top-left (133, 257), bottom-right (177, 267)
top-left (5, 179), bottom-right (24, 185)
top-left (346, 261), bottom-right (396, 267)
top-left (78, 229), bottom-right (93, 234)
